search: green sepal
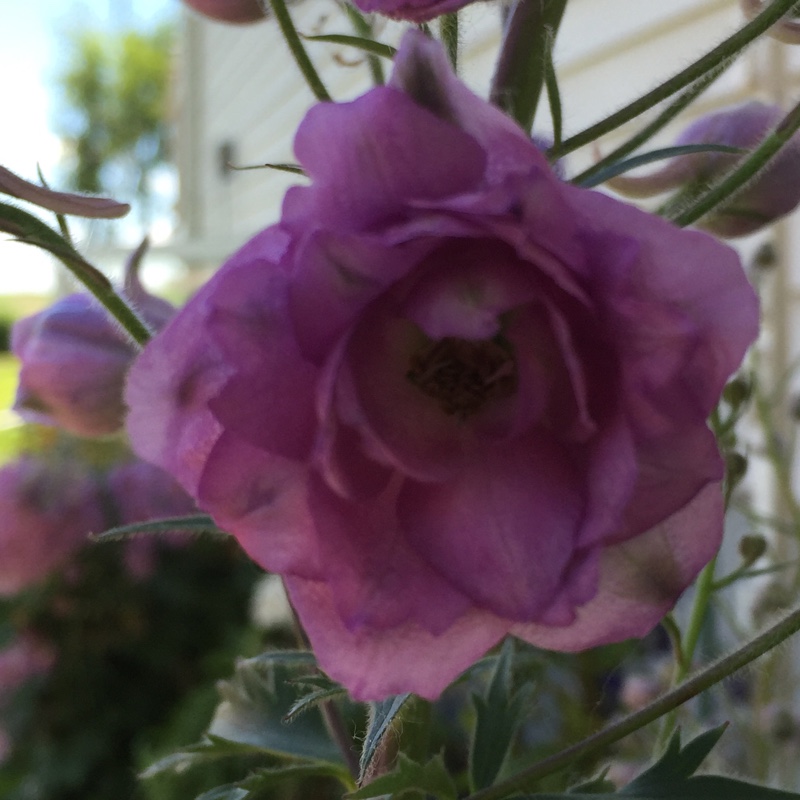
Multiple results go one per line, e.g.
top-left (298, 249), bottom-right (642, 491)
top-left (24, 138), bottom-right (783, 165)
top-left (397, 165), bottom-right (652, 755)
top-left (359, 693), bottom-right (411, 783)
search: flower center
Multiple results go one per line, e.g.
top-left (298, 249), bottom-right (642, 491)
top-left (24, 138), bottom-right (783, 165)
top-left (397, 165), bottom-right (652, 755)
top-left (406, 336), bottom-right (518, 419)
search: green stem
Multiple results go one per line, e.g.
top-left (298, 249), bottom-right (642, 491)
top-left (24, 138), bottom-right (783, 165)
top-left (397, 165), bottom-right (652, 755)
top-left (268, 0), bottom-right (332, 102)
top-left (440, 12), bottom-right (459, 71)
top-left (490, 0), bottom-right (569, 133)
top-left (552, 0), bottom-right (800, 158)
top-left (672, 97), bottom-right (800, 228)
top-left (464, 604), bottom-right (800, 800)
top-left (570, 67), bottom-right (723, 186)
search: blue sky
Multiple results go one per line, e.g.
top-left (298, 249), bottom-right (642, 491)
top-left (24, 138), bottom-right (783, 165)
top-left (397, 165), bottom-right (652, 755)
top-left (0, 0), bottom-right (176, 293)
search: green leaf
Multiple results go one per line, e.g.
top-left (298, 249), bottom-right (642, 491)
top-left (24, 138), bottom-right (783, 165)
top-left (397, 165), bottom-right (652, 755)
top-left (301, 33), bottom-right (396, 60)
top-left (359, 693), bottom-right (411, 782)
top-left (91, 514), bottom-right (228, 542)
top-left (226, 162), bottom-right (305, 176)
top-left (349, 753), bottom-right (457, 800)
top-left (195, 786), bottom-right (249, 800)
top-left (469, 638), bottom-right (520, 792)
top-left (241, 650), bottom-right (317, 669)
top-left (208, 658), bottom-right (343, 764)
top-left (516, 725), bottom-right (800, 800)
top-left (140, 736), bottom-right (265, 779)
top-left (624, 726), bottom-right (725, 792)
top-left (577, 144), bottom-right (746, 188)
top-left (568, 769), bottom-right (615, 794)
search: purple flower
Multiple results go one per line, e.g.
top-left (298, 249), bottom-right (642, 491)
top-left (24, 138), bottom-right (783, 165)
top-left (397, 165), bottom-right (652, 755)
top-left (12, 247), bottom-right (174, 438)
top-left (126, 32), bottom-right (759, 699)
top-left (350, 0), bottom-right (474, 23)
top-left (181, 0), bottom-right (267, 23)
top-left (0, 458), bottom-right (105, 595)
top-left (607, 102), bottom-right (800, 237)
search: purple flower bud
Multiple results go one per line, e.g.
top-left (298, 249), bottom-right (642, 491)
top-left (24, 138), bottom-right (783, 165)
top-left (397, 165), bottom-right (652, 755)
top-left (12, 250), bottom-right (174, 438)
top-left (0, 458), bottom-right (105, 595)
top-left (181, 0), bottom-right (267, 23)
top-left (608, 102), bottom-right (800, 237)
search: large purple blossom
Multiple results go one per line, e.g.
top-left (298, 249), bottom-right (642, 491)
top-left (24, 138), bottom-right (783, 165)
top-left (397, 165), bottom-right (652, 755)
top-left (126, 32), bottom-right (759, 699)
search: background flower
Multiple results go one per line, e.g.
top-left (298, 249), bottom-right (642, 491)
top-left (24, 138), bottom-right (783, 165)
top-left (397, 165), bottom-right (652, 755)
top-left (126, 32), bottom-right (758, 700)
top-left (0, 458), bottom-right (105, 595)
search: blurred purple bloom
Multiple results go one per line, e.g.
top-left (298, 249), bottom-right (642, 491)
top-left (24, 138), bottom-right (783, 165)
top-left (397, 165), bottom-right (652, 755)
top-left (126, 32), bottom-right (759, 699)
top-left (106, 459), bottom-right (196, 579)
top-left (0, 459), bottom-right (105, 595)
top-left (350, 0), bottom-right (475, 22)
top-left (12, 249), bottom-right (173, 437)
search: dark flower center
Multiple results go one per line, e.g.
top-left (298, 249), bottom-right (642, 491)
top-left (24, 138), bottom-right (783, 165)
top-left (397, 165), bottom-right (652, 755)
top-left (406, 336), bottom-right (518, 419)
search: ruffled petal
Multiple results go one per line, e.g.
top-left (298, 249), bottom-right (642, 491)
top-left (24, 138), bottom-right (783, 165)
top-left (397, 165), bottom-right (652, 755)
top-left (398, 434), bottom-right (582, 621)
top-left (285, 575), bottom-right (508, 701)
top-left (513, 481), bottom-right (724, 650)
top-left (286, 86), bottom-right (487, 232)
top-left (196, 432), bottom-right (322, 578)
top-left (306, 474), bottom-right (473, 635)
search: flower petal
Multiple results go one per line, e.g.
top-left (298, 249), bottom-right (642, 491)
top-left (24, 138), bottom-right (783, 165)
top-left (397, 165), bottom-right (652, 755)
top-left (512, 481), bottom-right (724, 650)
top-left (285, 575), bottom-right (508, 701)
top-left (399, 434), bottom-right (582, 621)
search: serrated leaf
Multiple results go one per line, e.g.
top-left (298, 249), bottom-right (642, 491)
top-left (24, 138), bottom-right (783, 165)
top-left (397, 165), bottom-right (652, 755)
top-left (577, 144), bottom-right (745, 188)
top-left (623, 726), bottom-right (726, 793)
top-left (208, 659), bottom-right (342, 764)
top-left (349, 753), bottom-right (457, 800)
top-left (91, 514), bottom-right (227, 542)
top-left (516, 725), bottom-right (800, 800)
top-left (469, 638), bottom-right (520, 792)
top-left (301, 33), bottom-right (396, 60)
top-left (359, 693), bottom-right (411, 783)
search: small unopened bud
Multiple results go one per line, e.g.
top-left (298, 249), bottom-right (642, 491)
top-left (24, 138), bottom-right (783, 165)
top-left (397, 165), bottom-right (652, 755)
top-left (752, 241), bottom-right (778, 271)
top-left (738, 533), bottom-right (767, 566)
top-left (181, 0), bottom-right (267, 23)
top-left (726, 451), bottom-right (748, 487)
top-left (723, 375), bottom-right (752, 408)
top-left (608, 102), bottom-right (800, 237)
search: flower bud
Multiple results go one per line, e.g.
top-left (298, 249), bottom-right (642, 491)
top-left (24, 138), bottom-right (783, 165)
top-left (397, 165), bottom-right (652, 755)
top-left (12, 246), bottom-right (173, 438)
top-left (608, 102), bottom-right (800, 237)
top-left (738, 533), bottom-right (767, 566)
top-left (181, 0), bottom-right (267, 23)
top-left (0, 458), bottom-right (105, 595)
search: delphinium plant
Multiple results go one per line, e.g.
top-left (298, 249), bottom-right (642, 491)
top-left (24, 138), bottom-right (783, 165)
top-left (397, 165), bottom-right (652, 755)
top-left (7, 0), bottom-right (800, 798)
